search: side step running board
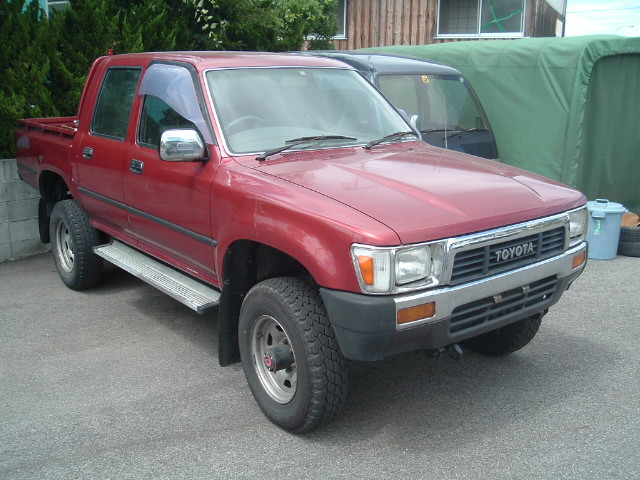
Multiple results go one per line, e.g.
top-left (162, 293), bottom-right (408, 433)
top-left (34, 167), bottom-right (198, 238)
top-left (94, 241), bottom-right (220, 314)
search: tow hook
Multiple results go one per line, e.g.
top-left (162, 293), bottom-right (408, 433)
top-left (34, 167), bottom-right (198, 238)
top-left (263, 345), bottom-right (295, 372)
top-left (425, 343), bottom-right (464, 361)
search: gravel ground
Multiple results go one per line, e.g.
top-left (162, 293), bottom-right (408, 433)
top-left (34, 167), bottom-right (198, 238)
top-left (1, 252), bottom-right (638, 479)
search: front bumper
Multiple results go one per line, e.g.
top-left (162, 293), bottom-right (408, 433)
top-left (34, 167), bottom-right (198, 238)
top-left (320, 243), bottom-right (587, 361)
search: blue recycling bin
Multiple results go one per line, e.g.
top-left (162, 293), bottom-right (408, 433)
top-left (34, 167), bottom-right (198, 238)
top-left (586, 199), bottom-right (627, 260)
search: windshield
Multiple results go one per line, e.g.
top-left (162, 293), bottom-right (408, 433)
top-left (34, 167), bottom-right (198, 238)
top-left (206, 67), bottom-right (410, 154)
top-left (377, 74), bottom-right (489, 132)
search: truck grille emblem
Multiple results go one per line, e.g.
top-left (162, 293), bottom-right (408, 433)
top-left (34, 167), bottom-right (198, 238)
top-left (495, 241), bottom-right (535, 262)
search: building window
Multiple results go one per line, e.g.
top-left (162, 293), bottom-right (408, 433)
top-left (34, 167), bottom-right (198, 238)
top-left (308, 0), bottom-right (347, 41)
top-left (437, 0), bottom-right (525, 38)
top-left (335, 0), bottom-right (347, 39)
top-left (46, 0), bottom-right (70, 17)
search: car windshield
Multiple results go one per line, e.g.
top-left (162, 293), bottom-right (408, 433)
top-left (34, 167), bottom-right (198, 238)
top-left (377, 74), bottom-right (489, 132)
top-left (206, 67), bottom-right (410, 154)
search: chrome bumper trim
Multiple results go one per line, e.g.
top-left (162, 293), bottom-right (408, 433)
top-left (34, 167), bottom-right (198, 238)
top-left (394, 242), bottom-right (586, 330)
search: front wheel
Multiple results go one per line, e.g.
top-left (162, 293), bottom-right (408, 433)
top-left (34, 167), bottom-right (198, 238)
top-left (462, 313), bottom-right (544, 356)
top-left (239, 277), bottom-right (347, 433)
top-left (50, 200), bottom-right (103, 290)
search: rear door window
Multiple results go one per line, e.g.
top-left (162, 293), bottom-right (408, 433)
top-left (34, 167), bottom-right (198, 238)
top-left (91, 68), bottom-right (142, 140)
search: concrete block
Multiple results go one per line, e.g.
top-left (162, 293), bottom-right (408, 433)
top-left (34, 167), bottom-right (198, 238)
top-left (8, 198), bottom-right (39, 222)
top-left (0, 182), bottom-right (7, 204)
top-left (4, 180), bottom-right (39, 202)
top-left (0, 159), bottom-right (19, 182)
top-left (11, 238), bottom-right (50, 260)
top-left (0, 243), bottom-right (11, 262)
top-left (0, 203), bottom-right (8, 223)
top-left (0, 222), bottom-right (9, 245)
top-left (9, 219), bottom-right (40, 242)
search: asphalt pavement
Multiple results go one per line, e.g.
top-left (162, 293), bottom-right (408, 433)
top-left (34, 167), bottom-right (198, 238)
top-left (1, 252), bottom-right (638, 479)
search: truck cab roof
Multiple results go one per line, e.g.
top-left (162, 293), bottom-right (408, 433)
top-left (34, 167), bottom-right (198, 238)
top-left (100, 51), bottom-right (353, 71)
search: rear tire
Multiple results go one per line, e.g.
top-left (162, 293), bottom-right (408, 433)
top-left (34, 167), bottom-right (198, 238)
top-left (238, 277), bottom-right (347, 433)
top-left (50, 200), bottom-right (103, 290)
top-left (618, 225), bottom-right (640, 257)
top-left (462, 313), bottom-right (543, 356)
top-left (619, 226), bottom-right (640, 243)
top-left (617, 240), bottom-right (640, 257)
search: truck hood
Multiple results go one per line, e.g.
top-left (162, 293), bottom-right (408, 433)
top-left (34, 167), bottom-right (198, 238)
top-left (247, 142), bottom-right (585, 244)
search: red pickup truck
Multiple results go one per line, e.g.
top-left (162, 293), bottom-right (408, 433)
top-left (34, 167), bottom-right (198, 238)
top-left (15, 52), bottom-right (588, 433)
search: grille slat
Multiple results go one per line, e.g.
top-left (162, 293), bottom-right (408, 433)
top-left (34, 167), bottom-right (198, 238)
top-left (449, 276), bottom-right (558, 334)
top-left (450, 227), bottom-right (565, 285)
top-left (454, 252), bottom-right (485, 267)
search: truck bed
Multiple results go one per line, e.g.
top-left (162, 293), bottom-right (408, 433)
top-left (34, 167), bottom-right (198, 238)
top-left (18, 116), bottom-right (78, 137)
top-left (15, 117), bottom-right (77, 190)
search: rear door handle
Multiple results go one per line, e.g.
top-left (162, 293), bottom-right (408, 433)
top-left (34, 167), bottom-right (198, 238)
top-left (129, 159), bottom-right (144, 175)
top-left (82, 147), bottom-right (93, 160)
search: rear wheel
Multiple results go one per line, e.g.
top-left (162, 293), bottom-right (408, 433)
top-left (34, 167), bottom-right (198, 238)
top-left (239, 277), bottom-right (347, 433)
top-left (50, 200), bottom-right (103, 290)
top-left (462, 313), bottom-right (543, 356)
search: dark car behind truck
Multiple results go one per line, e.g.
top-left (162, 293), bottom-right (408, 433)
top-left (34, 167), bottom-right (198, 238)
top-left (310, 51), bottom-right (499, 159)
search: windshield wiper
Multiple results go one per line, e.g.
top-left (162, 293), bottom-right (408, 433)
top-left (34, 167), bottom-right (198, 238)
top-left (421, 128), bottom-right (447, 134)
top-left (445, 127), bottom-right (489, 139)
top-left (256, 135), bottom-right (357, 161)
top-left (364, 131), bottom-right (418, 149)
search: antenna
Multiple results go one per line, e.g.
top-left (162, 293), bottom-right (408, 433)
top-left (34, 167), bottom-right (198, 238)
top-left (444, 96), bottom-right (448, 150)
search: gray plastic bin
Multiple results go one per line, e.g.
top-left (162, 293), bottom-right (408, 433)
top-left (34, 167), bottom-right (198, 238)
top-left (586, 199), bottom-right (627, 260)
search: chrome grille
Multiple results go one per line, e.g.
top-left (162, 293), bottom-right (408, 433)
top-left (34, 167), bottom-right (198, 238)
top-left (449, 276), bottom-right (558, 334)
top-left (450, 227), bottom-right (565, 285)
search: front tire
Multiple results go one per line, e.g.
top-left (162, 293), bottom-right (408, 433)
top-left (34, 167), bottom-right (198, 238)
top-left (50, 200), bottom-right (103, 290)
top-left (462, 313), bottom-right (544, 356)
top-left (239, 277), bottom-right (347, 433)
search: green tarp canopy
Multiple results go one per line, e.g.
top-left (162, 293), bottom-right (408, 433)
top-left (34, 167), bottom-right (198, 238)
top-left (359, 35), bottom-right (640, 212)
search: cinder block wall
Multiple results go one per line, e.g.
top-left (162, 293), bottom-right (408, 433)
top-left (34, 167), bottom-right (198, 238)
top-left (1, 159), bottom-right (50, 262)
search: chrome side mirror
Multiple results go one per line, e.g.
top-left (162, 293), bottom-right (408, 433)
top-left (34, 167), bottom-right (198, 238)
top-left (159, 129), bottom-right (206, 162)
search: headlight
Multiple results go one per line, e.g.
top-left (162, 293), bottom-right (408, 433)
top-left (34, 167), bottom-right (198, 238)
top-left (396, 246), bottom-right (431, 285)
top-left (569, 207), bottom-right (588, 246)
top-left (351, 242), bottom-right (446, 294)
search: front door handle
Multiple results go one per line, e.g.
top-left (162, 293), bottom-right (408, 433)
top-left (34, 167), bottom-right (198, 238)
top-left (130, 159), bottom-right (144, 175)
top-left (83, 147), bottom-right (93, 160)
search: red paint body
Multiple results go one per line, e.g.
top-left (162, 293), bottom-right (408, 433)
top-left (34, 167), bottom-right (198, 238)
top-left (15, 52), bottom-right (585, 294)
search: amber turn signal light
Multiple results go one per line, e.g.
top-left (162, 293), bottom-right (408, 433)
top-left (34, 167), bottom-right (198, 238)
top-left (572, 251), bottom-right (586, 269)
top-left (397, 302), bottom-right (436, 325)
top-left (357, 255), bottom-right (374, 285)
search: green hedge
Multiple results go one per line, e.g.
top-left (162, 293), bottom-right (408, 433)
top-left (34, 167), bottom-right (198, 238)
top-left (1, 0), bottom-right (55, 158)
top-left (0, 0), bottom-right (337, 158)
